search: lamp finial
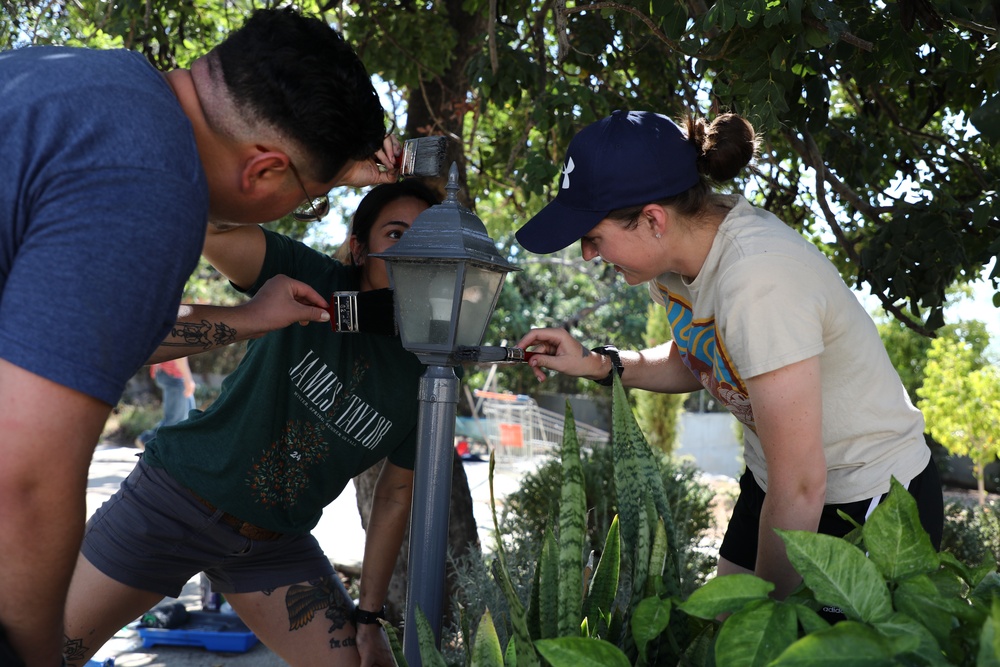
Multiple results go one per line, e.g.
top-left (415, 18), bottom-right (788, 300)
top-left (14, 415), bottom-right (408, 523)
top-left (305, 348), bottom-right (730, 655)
top-left (444, 162), bottom-right (460, 203)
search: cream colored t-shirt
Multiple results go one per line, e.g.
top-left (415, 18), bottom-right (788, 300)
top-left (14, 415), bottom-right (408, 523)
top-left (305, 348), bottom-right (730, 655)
top-left (649, 195), bottom-right (928, 503)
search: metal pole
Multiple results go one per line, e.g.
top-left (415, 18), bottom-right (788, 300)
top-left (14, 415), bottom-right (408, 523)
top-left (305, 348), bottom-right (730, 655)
top-left (403, 364), bottom-right (459, 667)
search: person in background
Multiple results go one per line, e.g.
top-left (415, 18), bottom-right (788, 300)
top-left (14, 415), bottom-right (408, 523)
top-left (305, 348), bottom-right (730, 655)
top-left (64, 181), bottom-right (440, 667)
top-left (136, 358), bottom-right (197, 449)
top-left (515, 110), bottom-right (943, 602)
top-left (0, 7), bottom-right (400, 664)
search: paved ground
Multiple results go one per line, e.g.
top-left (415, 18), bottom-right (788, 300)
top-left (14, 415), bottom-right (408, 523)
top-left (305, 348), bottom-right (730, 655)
top-left (84, 444), bottom-right (536, 666)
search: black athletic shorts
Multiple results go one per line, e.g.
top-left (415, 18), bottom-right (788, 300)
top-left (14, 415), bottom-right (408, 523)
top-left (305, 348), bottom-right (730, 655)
top-left (719, 456), bottom-right (943, 571)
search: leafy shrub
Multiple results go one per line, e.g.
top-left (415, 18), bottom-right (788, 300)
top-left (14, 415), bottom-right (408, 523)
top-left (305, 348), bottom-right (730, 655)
top-left (942, 498), bottom-right (1000, 570)
top-left (397, 380), bottom-right (1000, 667)
top-left (498, 441), bottom-right (717, 596)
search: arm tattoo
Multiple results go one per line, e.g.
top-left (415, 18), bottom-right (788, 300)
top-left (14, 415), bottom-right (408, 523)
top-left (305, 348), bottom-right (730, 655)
top-left (63, 635), bottom-right (88, 665)
top-left (162, 320), bottom-right (237, 350)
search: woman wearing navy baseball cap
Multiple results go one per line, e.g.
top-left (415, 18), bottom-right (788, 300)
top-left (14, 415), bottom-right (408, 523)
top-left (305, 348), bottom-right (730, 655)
top-left (515, 110), bottom-right (942, 603)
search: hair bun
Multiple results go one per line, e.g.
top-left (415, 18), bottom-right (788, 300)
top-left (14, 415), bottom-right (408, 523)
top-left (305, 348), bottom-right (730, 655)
top-left (687, 113), bottom-right (758, 182)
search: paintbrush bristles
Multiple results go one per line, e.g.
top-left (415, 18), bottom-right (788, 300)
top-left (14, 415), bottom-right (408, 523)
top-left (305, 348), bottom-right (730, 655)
top-left (399, 136), bottom-right (448, 178)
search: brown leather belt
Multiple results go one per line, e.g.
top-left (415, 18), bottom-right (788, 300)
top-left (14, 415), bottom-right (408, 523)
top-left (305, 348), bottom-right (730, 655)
top-left (191, 491), bottom-right (284, 541)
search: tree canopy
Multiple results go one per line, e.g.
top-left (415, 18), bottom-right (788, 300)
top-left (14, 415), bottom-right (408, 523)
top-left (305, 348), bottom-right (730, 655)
top-left (7, 0), bottom-right (997, 353)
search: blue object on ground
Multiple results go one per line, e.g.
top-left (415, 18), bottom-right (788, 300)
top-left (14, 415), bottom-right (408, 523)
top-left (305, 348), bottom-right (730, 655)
top-left (136, 611), bottom-right (259, 652)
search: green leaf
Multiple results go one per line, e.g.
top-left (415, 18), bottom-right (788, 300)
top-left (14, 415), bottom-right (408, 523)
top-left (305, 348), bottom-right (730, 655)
top-left (778, 530), bottom-right (893, 623)
top-left (539, 526), bottom-right (560, 639)
top-left (715, 598), bottom-right (797, 667)
top-left (471, 609), bottom-right (505, 667)
top-left (534, 637), bottom-right (631, 667)
top-left (487, 453), bottom-right (540, 667)
top-left (862, 478), bottom-right (939, 582)
top-left (978, 597), bottom-right (1000, 667)
top-left (610, 374), bottom-right (680, 599)
top-left (892, 575), bottom-right (959, 647)
top-left (792, 602), bottom-right (830, 634)
top-left (415, 608), bottom-right (449, 667)
top-left (504, 635), bottom-right (517, 667)
top-left (678, 573), bottom-right (773, 619)
top-left (771, 621), bottom-right (896, 665)
top-left (646, 518), bottom-right (668, 597)
top-left (584, 515), bottom-right (620, 632)
top-left (631, 596), bottom-right (672, 660)
top-left (558, 401), bottom-right (587, 636)
top-left (873, 612), bottom-right (947, 666)
top-left (380, 617), bottom-right (408, 667)
top-left (971, 95), bottom-right (1000, 142)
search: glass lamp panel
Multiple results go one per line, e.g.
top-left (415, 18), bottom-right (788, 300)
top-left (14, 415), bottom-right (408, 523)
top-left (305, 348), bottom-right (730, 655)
top-left (389, 262), bottom-right (459, 347)
top-left (455, 266), bottom-right (504, 346)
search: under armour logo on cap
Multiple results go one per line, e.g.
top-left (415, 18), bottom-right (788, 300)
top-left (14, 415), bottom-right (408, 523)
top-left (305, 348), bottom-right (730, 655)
top-left (561, 157), bottom-right (575, 189)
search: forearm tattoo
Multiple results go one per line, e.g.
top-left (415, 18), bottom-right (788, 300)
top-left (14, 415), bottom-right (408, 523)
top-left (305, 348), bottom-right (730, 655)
top-left (63, 635), bottom-right (88, 666)
top-left (285, 576), bottom-right (355, 649)
top-left (162, 320), bottom-right (237, 350)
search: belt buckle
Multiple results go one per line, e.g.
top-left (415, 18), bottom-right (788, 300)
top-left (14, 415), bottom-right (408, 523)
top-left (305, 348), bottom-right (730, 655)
top-left (330, 292), bottom-right (359, 333)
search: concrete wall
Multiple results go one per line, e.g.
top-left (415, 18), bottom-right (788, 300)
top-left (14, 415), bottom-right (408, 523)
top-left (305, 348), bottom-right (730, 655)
top-left (675, 412), bottom-right (744, 479)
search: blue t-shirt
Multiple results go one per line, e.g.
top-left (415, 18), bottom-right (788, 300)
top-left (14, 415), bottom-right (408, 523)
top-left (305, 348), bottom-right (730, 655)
top-left (0, 46), bottom-right (208, 405)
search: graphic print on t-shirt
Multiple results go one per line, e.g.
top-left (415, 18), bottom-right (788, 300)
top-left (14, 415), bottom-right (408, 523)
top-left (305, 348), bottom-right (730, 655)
top-left (244, 348), bottom-right (395, 508)
top-left (658, 287), bottom-right (756, 431)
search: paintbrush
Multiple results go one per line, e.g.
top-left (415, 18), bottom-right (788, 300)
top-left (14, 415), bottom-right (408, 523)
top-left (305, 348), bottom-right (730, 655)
top-left (453, 346), bottom-right (538, 363)
top-left (379, 136), bottom-right (449, 178)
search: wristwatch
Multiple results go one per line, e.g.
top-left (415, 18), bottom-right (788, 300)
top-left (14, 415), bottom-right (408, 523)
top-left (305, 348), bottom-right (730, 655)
top-left (590, 345), bottom-right (624, 386)
top-left (353, 605), bottom-right (387, 625)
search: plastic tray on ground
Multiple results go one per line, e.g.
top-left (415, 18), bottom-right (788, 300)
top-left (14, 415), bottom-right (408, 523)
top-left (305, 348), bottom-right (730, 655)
top-left (136, 611), bottom-right (259, 652)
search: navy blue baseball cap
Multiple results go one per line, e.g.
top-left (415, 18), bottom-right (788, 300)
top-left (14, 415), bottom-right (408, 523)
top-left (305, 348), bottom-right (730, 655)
top-left (515, 110), bottom-right (700, 254)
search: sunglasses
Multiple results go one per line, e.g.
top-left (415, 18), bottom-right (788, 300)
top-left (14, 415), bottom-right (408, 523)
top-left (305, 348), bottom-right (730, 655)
top-left (288, 161), bottom-right (331, 223)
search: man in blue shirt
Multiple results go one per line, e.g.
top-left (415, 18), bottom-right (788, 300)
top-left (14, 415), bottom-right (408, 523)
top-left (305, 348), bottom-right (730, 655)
top-left (0, 9), bottom-right (402, 665)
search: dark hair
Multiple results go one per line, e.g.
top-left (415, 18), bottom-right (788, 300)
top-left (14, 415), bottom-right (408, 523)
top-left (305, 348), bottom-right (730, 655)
top-left (610, 113), bottom-right (758, 224)
top-left (214, 8), bottom-right (386, 182)
top-left (348, 181), bottom-right (441, 263)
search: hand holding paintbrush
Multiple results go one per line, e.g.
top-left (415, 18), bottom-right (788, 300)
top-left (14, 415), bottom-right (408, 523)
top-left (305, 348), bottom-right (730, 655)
top-left (338, 133), bottom-right (449, 186)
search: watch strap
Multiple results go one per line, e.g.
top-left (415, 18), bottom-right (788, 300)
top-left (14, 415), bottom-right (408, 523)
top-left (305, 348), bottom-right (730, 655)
top-left (591, 345), bottom-right (623, 386)
top-left (353, 605), bottom-right (387, 625)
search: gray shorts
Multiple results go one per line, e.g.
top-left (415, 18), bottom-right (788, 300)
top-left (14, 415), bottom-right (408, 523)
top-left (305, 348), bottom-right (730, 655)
top-left (82, 457), bottom-right (335, 598)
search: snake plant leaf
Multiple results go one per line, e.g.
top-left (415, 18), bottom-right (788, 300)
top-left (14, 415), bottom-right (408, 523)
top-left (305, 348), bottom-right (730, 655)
top-left (558, 401), bottom-right (587, 636)
top-left (471, 609), bottom-right (505, 667)
top-left (583, 515), bottom-right (620, 633)
top-left (414, 608), bottom-right (449, 667)
top-left (380, 618), bottom-right (408, 667)
top-left (539, 525), bottom-right (560, 639)
top-left (646, 517), bottom-right (668, 598)
top-left (610, 374), bottom-right (681, 599)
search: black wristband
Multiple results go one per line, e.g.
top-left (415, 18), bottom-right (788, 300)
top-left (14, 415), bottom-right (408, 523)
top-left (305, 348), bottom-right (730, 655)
top-left (591, 345), bottom-right (623, 386)
top-left (353, 605), bottom-right (387, 625)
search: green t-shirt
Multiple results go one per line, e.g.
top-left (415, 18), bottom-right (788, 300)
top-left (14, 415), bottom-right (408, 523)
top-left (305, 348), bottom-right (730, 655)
top-left (145, 229), bottom-right (424, 534)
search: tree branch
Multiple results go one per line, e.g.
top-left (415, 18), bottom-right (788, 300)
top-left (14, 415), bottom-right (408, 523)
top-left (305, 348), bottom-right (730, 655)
top-left (800, 128), bottom-right (935, 337)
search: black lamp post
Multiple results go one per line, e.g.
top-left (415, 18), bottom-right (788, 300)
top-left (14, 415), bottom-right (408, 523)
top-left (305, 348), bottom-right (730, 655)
top-left (371, 162), bottom-right (517, 666)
